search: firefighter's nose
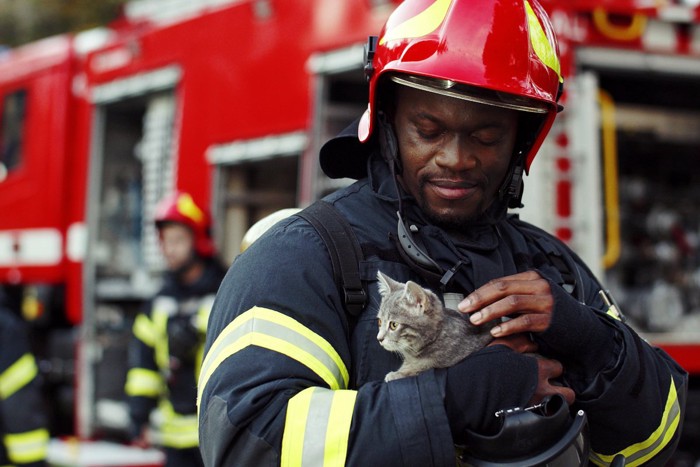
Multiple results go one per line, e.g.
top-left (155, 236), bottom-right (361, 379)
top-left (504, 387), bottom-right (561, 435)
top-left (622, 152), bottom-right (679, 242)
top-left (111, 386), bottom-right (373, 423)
top-left (435, 136), bottom-right (477, 171)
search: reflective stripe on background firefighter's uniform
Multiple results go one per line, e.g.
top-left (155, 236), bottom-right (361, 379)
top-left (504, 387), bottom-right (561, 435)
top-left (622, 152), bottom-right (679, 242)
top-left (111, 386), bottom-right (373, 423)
top-left (197, 150), bottom-right (687, 466)
top-left (0, 307), bottom-right (49, 467)
top-left (125, 258), bottom-right (225, 451)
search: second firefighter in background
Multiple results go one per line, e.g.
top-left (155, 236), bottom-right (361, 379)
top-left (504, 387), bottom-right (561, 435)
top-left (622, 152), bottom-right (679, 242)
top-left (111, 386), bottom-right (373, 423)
top-left (0, 288), bottom-right (49, 467)
top-left (125, 192), bottom-right (226, 467)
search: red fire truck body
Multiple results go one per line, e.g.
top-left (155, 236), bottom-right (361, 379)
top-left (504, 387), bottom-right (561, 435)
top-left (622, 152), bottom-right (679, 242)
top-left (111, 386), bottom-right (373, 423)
top-left (531, 0), bottom-right (700, 378)
top-left (1, 0), bottom-right (699, 462)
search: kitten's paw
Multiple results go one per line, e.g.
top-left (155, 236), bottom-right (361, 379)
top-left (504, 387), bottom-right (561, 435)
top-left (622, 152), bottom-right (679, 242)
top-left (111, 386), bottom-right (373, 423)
top-left (384, 371), bottom-right (402, 382)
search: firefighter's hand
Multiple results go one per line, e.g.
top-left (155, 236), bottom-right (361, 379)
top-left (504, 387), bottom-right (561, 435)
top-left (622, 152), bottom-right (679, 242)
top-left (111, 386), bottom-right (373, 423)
top-left (487, 334), bottom-right (575, 406)
top-left (466, 270), bottom-right (620, 382)
top-left (130, 425), bottom-right (151, 449)
top-left (487, 333), bottom-right (537, 353)
top-left (529, 354), bottom-right (575, 406)
top-left (459, 270), bottom-right (553, 337)
top-left (442, 345), bottom-right (570, 440)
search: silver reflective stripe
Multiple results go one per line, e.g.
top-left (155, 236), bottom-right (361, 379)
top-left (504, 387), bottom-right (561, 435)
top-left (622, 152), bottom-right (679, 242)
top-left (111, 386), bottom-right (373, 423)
top-left (302, 388), bottom-right (334, 464)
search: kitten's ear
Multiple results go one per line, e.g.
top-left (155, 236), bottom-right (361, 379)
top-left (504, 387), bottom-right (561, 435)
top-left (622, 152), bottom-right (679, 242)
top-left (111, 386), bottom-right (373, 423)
top-left (377, 271), bottom-right (399, 297)
top-left (404, 281), bottom-right (428, 309)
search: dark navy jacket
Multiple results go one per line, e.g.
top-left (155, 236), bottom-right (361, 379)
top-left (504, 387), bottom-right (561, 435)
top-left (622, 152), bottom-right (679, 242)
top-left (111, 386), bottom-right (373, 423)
top-left (199, 152), bottom-right (687, 466)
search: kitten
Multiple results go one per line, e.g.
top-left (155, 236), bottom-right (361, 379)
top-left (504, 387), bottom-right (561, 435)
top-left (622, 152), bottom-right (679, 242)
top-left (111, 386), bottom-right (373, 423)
top-left (376, 270), bottom-right (495, 382)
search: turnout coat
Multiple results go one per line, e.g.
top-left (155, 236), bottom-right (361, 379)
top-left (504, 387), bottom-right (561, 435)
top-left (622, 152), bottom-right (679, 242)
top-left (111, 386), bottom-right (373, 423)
top-left (199, 149), bottom-right (687, 466)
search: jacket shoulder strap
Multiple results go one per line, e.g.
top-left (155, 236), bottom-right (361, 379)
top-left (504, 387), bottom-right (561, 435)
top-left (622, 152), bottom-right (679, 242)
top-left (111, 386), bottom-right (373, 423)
top-left (296, 200), bottom-right (367, 316)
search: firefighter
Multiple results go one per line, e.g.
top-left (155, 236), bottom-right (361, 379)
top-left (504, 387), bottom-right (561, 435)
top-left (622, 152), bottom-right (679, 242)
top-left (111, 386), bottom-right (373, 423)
top-left (0, 291), bottom-right (49, 467)
top-left (198, 0), bottom-right (688, 465)
top-left (125, 191), bottom-right (226, 467)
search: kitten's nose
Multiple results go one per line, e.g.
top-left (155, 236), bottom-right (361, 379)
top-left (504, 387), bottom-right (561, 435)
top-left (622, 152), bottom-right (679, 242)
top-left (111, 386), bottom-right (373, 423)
top-left (377, 331), bottom-right (384, 342)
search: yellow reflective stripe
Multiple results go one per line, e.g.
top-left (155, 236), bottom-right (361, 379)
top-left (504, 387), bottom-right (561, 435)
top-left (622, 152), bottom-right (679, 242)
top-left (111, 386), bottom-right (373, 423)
top-left (525, 0), bottom-right (562, 83)
top-left (282, 388), bottom-right (314, 467)
top-left (324, 390), bottom-right (357, 466)
top-left (133, 313), bottom-right (157, 348)
top-left (198, 307), bottom-right (349, 407)
top-left (380, 0), bottom-right (453, 45)
top-left (281, 387), bottom-right (358, 467)
top-left (161, 414), bottom-right (199, 448)
top-left (0, 353), bottom-right (38, 399)
top-left (194, 343), bottom-right (204, 381)
top-left (152, 310), bottom-right (170, 371)
top-left (125, 368), bottom-right (163, 397)
top-left (590, 377), bottom-right (681, 466)
top-left (196, 295), bottom-right (216, 333)
top-left (4, 428), bottom-right (49, 464)
top-left (150, 400), bottom-right (199, 448)
top-left (606, 305), bottom-right (622, 321)
top-left (194, 296), bottom-right (216, 378)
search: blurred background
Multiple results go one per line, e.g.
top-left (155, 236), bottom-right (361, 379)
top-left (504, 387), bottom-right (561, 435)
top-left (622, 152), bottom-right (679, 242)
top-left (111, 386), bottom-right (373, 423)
top-left (1, 0), bottom-right (699, 465)
top-left (0, 0), bottom-right (128, 48)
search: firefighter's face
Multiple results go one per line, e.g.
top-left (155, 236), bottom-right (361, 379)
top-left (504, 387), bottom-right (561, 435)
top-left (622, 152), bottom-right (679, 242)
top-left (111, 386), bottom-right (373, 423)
top-left (393, 86), bottom-right (518, 228)
top-left (159, 223), bottom-right (196, 271)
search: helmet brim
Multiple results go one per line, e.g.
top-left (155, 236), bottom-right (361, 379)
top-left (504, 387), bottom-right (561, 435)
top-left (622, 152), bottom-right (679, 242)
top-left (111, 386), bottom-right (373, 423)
top-left (390, 75), bottom-right (551, 114)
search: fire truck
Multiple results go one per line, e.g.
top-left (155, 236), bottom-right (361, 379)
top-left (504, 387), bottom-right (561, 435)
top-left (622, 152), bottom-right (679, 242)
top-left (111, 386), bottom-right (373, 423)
top-left (0, 0), bottom-right (699, 463)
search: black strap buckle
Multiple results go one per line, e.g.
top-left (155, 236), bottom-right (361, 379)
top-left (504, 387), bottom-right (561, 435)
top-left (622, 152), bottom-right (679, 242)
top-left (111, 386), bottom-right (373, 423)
top-left (344, 288), bottom-right (367, 316)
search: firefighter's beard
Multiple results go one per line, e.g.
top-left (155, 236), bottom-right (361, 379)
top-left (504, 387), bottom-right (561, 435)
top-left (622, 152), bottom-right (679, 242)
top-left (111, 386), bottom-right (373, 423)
top-left (411, 176), bottom-right (497, 231)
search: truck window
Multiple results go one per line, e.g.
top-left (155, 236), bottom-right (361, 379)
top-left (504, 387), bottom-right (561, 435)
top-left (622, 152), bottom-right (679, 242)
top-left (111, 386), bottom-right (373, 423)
top-left (308, 58), bottom-right (367, 200)
top-left (0, 89), bottom-right (27, 181)
top-left (213, 147), bottom-right (300, 264)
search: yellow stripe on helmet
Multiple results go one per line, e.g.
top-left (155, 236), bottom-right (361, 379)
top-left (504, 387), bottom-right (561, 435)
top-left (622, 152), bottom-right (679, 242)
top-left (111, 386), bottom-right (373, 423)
top-left (380, 0), bottom-right (453, 45)
top-left (525, 0), bottom-right (562, 83)
top-left (176, 192), bottom-right (205, 225)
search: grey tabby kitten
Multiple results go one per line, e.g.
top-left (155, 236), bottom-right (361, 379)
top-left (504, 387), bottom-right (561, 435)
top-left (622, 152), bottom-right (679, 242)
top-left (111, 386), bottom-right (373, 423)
top-left (376, 270), bottom-right (495, 382)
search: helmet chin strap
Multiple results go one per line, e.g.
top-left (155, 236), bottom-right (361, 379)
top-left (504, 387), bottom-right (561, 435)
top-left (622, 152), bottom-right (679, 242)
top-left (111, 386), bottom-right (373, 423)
top-left (501, 113), bottom-right (548, 210)
top-left (499, 151), bottom-right (526, 210)
top-left (378, 112), bottom-right (469, 290)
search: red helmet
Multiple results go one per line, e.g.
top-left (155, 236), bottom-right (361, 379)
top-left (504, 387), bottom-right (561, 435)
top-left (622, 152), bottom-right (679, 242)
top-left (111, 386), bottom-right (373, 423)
top-left (360, 0), bottom-right (563, 172)
top-left (154, 191), bottom-right (215, 257)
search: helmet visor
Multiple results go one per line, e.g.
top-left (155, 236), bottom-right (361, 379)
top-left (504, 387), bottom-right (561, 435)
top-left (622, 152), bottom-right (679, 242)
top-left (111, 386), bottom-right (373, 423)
top-left (390, 75), bottom-right (550, 114)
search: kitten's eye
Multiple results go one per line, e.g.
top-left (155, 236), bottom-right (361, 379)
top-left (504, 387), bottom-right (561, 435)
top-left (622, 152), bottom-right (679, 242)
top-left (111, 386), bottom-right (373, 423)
top-left (377, 318), bottom-right (382, 328)
top-left (389, 321), bottom-right (398, 331)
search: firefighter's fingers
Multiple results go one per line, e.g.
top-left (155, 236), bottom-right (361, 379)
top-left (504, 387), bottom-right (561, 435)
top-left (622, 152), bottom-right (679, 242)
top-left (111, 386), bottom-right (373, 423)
top-left (468, 293), bottom-right (554, 330)
top-left (459, 270), bottom-right (550, 314)
top-left (489, 308), bottom-right (552, 336)
top-left (530, 357), bottom-right (576, 406)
